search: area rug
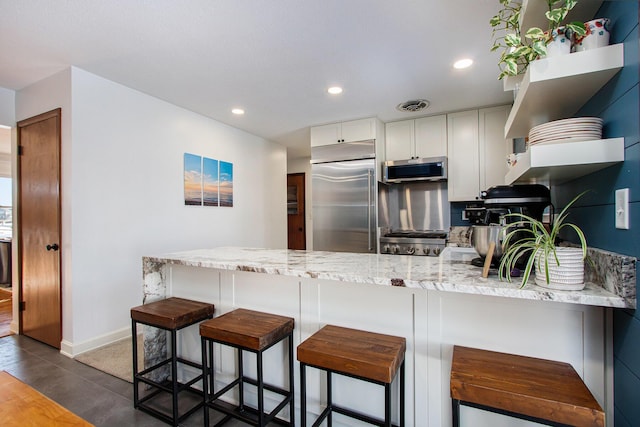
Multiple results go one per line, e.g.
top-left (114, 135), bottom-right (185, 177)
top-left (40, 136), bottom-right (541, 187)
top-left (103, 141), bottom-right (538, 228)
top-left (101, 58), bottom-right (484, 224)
top-left (75, 336), bottom-right (142, 383)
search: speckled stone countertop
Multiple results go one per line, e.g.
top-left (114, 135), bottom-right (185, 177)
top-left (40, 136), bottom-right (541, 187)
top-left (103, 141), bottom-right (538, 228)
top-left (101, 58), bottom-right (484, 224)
top-left (144, 247), bottom-right (634, 309)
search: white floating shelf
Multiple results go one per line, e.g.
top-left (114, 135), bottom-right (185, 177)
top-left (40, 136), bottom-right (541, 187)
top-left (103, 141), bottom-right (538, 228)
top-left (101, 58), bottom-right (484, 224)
top-left (505, 138), bottom-right (624, 184)
top-left (505, 43), bottom-right (624, 139)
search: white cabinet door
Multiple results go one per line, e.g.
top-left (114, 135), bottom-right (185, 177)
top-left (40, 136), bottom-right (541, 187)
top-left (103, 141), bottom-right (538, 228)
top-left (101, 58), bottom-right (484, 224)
top-left (310, 123), bottom-right (342, 147)
top-left (415, 115), bottom-right (447, 158)
top-left (385, 120), bottom-right (414, 161)
top-left (311, 118), bottom-right (377, 147)
top-left (447, 110), bottom-right (480, 201)
top-left (479, 105), bottom-right (510, 191)
top-left (341, 118), bottom-right (377, 143)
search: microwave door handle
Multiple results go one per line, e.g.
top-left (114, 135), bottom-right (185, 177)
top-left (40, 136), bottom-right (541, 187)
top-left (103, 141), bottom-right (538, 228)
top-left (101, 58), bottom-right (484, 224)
top-left (367, 169), bottom-right (373, 252)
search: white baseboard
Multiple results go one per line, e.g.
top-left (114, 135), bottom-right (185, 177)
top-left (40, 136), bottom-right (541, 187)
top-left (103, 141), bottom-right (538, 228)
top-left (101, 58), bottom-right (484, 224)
top-left (61, 326), bottom-right (131, 358)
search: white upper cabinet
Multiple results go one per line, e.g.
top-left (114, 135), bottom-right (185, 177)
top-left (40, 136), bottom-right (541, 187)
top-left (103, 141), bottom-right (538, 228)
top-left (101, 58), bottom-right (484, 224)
top-left (447, 110), bottom-right (480, 202)
top-left (414, 115), bottom-right (447, 159)
top-left (311, 118), bottom-right (377, 147)
top-left (479, 105), bottom-right (510, 192)
top-left (384, 115), bottom-right (447, 161)
top-left (448, 106), bottom-right (511, 202)
top-left (385, 120), bottom-right (414, 160)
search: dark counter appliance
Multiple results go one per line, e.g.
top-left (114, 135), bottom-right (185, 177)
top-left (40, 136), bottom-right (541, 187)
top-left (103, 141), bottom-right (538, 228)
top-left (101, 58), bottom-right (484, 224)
top-left (466, 184), bottom-right (551, 267)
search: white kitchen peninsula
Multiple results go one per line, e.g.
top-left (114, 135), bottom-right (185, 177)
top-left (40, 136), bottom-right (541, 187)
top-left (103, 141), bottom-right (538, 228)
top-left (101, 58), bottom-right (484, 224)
top-left (142, 247), bottom-right (634, 427)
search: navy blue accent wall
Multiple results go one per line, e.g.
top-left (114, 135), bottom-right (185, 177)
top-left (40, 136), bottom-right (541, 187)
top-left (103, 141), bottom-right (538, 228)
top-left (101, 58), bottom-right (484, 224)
top-left (555, 2), bottom-right (639, 426)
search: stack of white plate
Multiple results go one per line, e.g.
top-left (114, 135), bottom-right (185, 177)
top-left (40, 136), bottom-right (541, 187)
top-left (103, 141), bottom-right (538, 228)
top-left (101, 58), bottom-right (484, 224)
top-left (528, 117), bottom-right (602, 146)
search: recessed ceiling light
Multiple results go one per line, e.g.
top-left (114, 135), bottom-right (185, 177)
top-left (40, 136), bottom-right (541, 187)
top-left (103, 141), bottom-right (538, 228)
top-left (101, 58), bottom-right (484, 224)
top-left (327, 86), bottom-right (343, 95)
top-left (231, 108), bottom-right (245, 115)
top-left (453, 58), bottom-right (473, 69)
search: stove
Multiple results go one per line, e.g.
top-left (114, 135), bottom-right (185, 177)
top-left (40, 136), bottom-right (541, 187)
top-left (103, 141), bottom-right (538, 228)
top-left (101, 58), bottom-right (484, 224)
top-left (380, 230), bottom-right (447, 256)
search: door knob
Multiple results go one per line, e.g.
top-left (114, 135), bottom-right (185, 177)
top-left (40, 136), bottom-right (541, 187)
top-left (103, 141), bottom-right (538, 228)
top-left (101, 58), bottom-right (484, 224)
top-left (46, 243), bottom-right (59, 251)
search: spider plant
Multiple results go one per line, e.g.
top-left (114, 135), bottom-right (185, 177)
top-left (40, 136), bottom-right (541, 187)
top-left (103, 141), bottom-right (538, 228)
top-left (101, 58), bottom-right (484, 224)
top-left (498, 191), bottom-right (588, 287)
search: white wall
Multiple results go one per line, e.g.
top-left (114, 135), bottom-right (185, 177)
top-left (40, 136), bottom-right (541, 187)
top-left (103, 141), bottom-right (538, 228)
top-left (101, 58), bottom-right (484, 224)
top-left (0, 87), bottom-right (15, 125)
top-left (16, 67), bottom-right (287, 354)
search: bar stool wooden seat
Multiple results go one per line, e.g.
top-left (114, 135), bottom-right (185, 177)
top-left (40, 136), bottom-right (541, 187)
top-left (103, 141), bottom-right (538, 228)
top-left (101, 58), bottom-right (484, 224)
top-left (131, 297), bottom-right (214, 426)
top-left (450, 345), bottom-right (605, 427)
top-left (297, 325), bottom-right (406, 427)
top-left (199, 308), bottom-right (295, 426)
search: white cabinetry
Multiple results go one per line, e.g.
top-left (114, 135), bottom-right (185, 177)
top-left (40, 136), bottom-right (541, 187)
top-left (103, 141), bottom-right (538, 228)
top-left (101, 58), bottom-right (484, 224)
top-left (385, 115), bottom-right (447, 161)
top-left (447, 110), bottom-right (479, 201)
top-left (448, 106), bottom-right (510, 201)
top-left (479, 105), bottom-right (510, 192)
top-left (311, 118), bottom-right (377, 147)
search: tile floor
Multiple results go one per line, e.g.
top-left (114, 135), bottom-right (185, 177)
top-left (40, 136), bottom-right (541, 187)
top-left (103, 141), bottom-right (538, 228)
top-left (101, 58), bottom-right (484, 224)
top-left (0, 334), bottom-right (252, 426)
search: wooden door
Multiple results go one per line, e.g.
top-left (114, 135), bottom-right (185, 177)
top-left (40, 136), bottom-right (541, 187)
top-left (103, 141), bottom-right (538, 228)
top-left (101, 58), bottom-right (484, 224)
top-left (287, 173), bottom-right (306, 250)
top-left (17, 109), bottom-right (62, 349)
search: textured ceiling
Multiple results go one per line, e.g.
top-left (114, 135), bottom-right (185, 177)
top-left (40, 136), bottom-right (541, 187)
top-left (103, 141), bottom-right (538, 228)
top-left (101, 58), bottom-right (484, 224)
top-left (0, 0), bottom-right (512, 158)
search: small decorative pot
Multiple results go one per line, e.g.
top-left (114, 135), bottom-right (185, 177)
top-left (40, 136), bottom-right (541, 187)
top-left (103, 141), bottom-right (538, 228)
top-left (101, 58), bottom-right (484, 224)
top-left (534, 247), bottom-right (585, 290)
top-left (574, 18), bottom-right (611, 52)
top-left (545, 26), bottom-right (571, 58)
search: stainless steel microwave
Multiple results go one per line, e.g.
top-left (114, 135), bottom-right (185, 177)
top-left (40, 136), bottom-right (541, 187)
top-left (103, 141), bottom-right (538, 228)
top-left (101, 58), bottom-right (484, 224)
top-left (383, 156), bottom-right (447, 183)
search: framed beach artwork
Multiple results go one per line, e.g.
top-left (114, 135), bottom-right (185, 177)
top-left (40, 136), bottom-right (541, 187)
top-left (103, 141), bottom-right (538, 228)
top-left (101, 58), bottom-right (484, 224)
top-left (203, 157), bottom-right (219, 206)
top-left (219, 161), bottom-right (233, 207)
top-left (184, 153), bottom-right (202, 206)
top-left (184, 152), bottom-right (232, 207)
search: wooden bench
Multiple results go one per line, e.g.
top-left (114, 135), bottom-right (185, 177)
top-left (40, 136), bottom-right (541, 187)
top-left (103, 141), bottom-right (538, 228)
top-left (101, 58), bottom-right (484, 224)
top-left (450, 345), bottom-right (605, 427)
top-left (0, 370), bottom-right (93, 426)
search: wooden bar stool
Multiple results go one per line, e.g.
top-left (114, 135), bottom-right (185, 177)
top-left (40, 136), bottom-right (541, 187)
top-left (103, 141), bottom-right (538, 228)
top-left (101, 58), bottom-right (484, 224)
top-left (199, 308), bottom-right (295, 426)
top-left (131, 297), bottom-right (214, 426)
top-left (297, 325), bottom-right (406, 427)
top-left (450, 345), bottom-right (605, 427)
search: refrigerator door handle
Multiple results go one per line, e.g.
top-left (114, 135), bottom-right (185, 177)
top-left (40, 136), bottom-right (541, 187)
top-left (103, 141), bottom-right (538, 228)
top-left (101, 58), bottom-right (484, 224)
top-left (368, 170), bottom-right (373, 251)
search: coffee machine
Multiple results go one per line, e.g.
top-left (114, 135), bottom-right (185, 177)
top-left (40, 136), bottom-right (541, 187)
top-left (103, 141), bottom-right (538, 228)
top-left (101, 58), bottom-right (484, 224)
top-left (466, 184), bottom-right (551, 267)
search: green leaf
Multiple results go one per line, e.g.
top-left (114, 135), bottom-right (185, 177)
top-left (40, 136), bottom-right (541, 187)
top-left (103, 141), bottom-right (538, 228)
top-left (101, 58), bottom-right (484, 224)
top-left (525, 27), bottom-right (545, 39)
top-left (490, 15), bottom-right (501, 27)
top-left (532, 40), bottom-right (547, 57)
top-left (503, 59), bottom-right (518, 76)
top-left (567, 22), bottom-right (587, 36)
top-left (504, 33), bottom-right (521, 46)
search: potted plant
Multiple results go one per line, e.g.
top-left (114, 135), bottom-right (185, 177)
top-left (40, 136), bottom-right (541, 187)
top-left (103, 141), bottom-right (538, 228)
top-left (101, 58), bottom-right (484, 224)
top-left (499, 191), bottom-right (588, 289)
top-left (490, 0), bottom-right (587, 80)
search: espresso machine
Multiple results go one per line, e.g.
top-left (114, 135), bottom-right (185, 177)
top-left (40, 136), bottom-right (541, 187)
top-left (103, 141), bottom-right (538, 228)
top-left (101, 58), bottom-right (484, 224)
top-left (466, 184), bottom-right (551, 267)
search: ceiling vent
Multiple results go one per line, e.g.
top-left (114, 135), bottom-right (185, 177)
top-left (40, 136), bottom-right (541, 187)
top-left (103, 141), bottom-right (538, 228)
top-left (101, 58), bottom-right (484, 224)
top-left (396, 99), bottom-right (430, 113)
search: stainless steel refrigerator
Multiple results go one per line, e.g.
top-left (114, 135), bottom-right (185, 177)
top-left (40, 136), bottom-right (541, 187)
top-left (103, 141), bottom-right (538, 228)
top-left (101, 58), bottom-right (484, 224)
top-left (311, 140), bottom-right (376, 253)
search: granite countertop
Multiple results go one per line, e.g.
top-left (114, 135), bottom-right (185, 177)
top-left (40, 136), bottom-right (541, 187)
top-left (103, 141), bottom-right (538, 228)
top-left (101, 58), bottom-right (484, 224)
top-left (144, 247), bottom-right (633, 309)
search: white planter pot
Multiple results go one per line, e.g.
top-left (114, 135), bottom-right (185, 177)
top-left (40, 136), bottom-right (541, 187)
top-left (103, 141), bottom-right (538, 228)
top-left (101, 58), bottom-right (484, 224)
top-left (534, 247), bottom-right (585, 290)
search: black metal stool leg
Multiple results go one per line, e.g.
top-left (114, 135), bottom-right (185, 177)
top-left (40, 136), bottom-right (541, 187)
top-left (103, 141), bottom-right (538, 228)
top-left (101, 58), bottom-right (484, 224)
top-left (170, 329), bottom-right (178, 425)
top-left (238, 348), bottom-right (244, 411)
top-left (132, 319), bottom-right (139, 408)
top-left (300, 362), bottom-right (307, 427)
top-left (452, 398), bottom-right (461, 427)
top-left (327, 370), bottom-right (332, 427)
top-left (201, 336), bottom-right (209, 427)
top-left (257, 351), bottom-right (265, 426)
top-left (384, 382), bottom-right (391, 427)
top-left (400, 360), bottom-right (405, 427)
top-left (288, 333), bottom-right (295, 426)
